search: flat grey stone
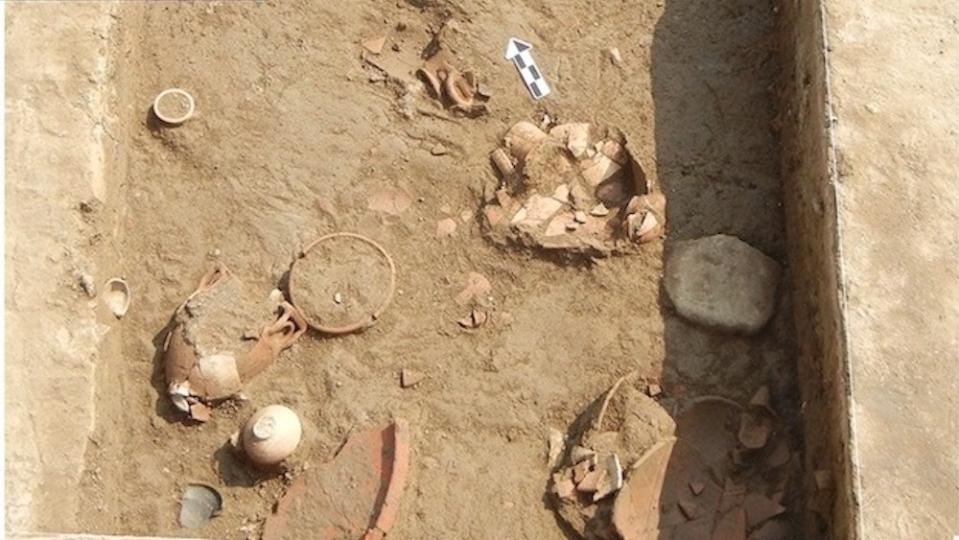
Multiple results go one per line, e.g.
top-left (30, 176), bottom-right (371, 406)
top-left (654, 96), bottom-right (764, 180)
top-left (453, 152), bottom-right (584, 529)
top-left (664, 234), bottom-right (780, 334)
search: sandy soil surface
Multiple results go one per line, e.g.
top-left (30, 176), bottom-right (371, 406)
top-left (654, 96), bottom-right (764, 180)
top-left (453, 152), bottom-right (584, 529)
top-left (14, 0), bottom-right (800, 538)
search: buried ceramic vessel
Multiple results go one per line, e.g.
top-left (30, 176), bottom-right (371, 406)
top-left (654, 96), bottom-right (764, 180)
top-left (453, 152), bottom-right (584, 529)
top-left (238, 405), bottom-right (302, 468)
top-left (153, 88), bottom-right (195, 125)
top-left (164, 264), bottom-right (307, 421)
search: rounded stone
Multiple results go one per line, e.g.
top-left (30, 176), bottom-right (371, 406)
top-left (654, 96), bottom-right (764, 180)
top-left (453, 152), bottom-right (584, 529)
top-left (664, 234), bottom-right (781, 334)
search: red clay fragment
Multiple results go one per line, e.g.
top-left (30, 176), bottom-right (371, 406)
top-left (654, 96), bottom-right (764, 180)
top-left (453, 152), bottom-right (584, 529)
top-left (612, 438), bottom-right (676, 540)
top-left (365, 418), bottom-right (410, 539)
top-left (738, 410), bottom-right (773, 449)
top-left (765, 438), bottom-right (790, 469)
top-left (455, 272), bottom-right (491, 305)
top-left (400, 369), bottom-right (425, 388)
top-left (712, 507), bottom-right (746, 540)
top-left (743, 493), bottom-right (785, 530)
top-left (747, 519), bottom-right (790, 540)
top-left (189, 402), bottom-right (211, 423)
top-left (264, 419), bottom-right (411, 540)
top-left (262, 476), bottom-right (307, 540)
top-left (719, 480), bottom-right (747, 513)
top-left (678, 499), bottom-right (699, 520)
top-left (671, 518), bottom-right (713, 540)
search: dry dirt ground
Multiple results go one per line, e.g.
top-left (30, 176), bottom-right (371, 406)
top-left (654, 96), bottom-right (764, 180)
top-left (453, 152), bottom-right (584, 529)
top-left (16, 0), bottom-right (801, 538)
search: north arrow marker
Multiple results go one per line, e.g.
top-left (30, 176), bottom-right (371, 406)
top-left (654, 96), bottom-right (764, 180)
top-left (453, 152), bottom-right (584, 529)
top-left (505, 37), bottom-right (550, 100)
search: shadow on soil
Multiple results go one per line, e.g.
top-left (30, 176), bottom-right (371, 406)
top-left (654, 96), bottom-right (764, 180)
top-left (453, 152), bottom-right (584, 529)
top-left (649, 1), bottom-right (799, 539)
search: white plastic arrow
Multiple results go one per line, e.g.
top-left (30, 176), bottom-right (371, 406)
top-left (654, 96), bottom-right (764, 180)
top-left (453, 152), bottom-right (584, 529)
top-left (504, 38), bottom-right (532, 60)
top-left (505, 37), bottom-right (550, 100)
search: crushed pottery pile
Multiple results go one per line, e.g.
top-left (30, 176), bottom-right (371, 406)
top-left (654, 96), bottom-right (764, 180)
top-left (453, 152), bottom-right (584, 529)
top-left (549, 375), bottom-right (676, 539)
top-left (549, 377), bottom-right (793, 540)
top-left (481, 121), bottom-right (666, 256)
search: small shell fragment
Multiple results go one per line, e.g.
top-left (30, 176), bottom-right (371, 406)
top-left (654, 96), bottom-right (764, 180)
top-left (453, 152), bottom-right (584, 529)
top-left (103, 277), bottom-right (131, 318)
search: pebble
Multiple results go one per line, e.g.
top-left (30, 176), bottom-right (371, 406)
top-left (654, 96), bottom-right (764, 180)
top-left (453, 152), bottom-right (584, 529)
top-left (646, 383), bottom-right (662, 397)
top-left (547, 428), bottom-right (565, 468)
top-left (664, 234), bottom-right (781, 334)
top-left (573, 210), bottom-right (588, 224)
top-left (590, 204), bottom-right (610, 217)
top-left (333, 292), bottom-right (344, 304)
top-left (608, 47), bottom-right (623, 65)
top-left (430, 143), bottom-right (448, 156)
top-left (75, 271), bottom-right (96, 298)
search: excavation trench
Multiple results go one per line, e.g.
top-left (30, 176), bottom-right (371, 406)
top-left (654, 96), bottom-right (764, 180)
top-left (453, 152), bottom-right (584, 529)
top-left (8, 0), bottom-right (853, 538)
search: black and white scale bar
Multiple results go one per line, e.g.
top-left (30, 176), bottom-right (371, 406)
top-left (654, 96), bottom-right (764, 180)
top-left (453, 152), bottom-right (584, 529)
top-left (504, 38), bottom-right (551, 100)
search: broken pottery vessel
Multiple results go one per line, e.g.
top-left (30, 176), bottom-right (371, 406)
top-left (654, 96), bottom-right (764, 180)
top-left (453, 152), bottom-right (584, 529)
top-left (551, 378), bottom-right (794, 540)
top-left (417, 43), bottom-right (489, 116)
top-left (549, 374), bottom-right (676, 540)
top-left (164, 264), bottom-right (307, 421)
top-left (482, 121), bottom-right (666, 256)
top-left (262, 419), bottom-right (411, 540)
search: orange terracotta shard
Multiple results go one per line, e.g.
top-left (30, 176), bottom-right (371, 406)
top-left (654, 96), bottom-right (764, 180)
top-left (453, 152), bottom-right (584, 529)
top-left (262, 419), bottom-right (411, 540)
top-left (611, 438), bottom-right (676, 540)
